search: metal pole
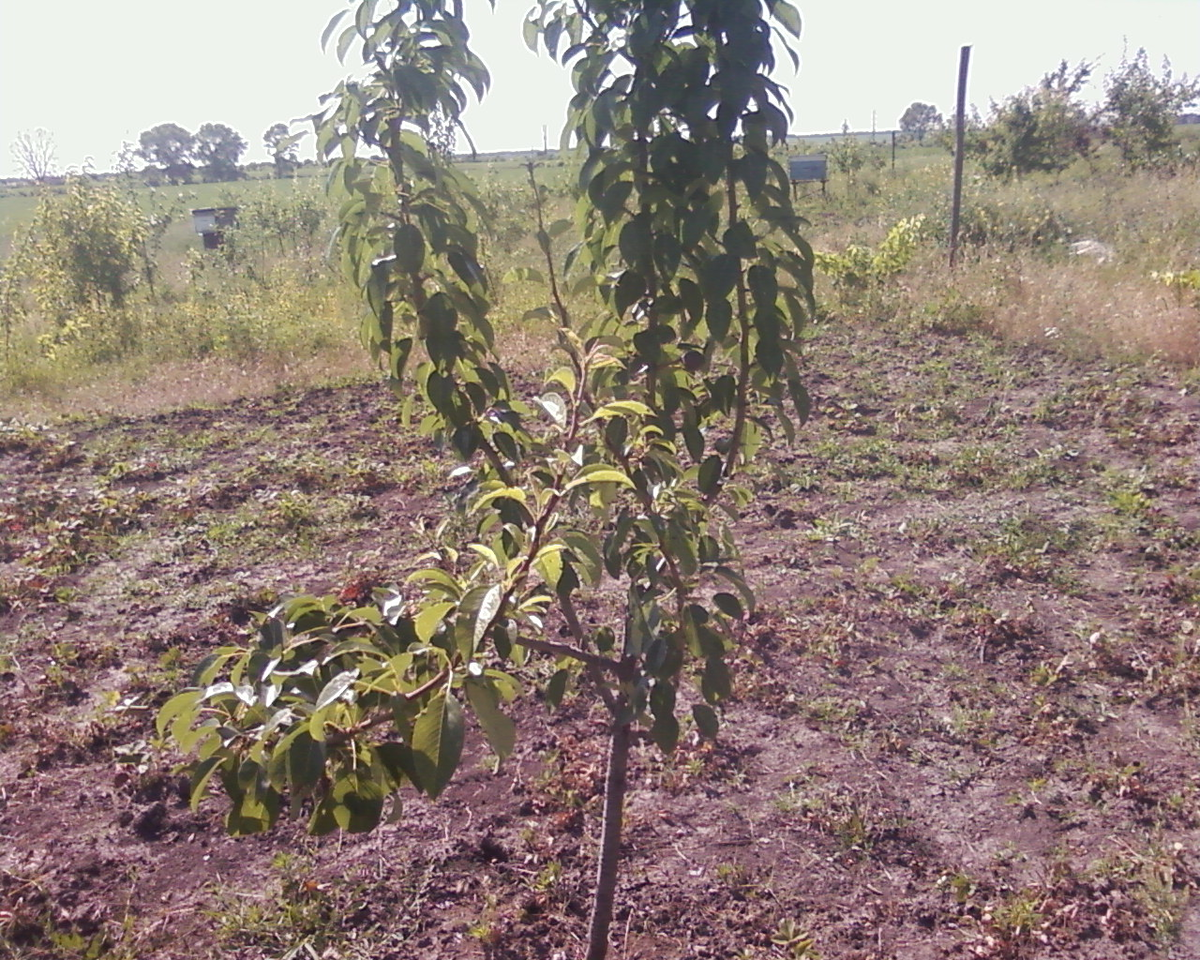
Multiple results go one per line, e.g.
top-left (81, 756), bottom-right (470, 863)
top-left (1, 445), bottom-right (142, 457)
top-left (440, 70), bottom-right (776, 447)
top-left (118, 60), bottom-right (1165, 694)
top-left (949, 45), bottom-right (971, 269)
top-left (891, 129), bottom-right (896, 170)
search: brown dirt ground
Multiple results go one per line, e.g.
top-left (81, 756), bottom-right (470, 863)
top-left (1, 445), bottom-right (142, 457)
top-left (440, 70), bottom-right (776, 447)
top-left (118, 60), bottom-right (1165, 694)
top-left (2, 319), bottom-right (1199, 960)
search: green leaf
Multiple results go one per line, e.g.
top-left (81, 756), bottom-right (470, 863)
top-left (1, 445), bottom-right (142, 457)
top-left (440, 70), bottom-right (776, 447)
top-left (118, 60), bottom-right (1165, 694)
top-left (698, 455), bottom-right (723, 496)
top-left (625, 590), bottom-right (652, 658)
top-left (560, 530), bottom-right (604, 584)
top-left (394, 223), bottom-right (425, 274)
top-left (189, 755), bottom-right (225, 812)
top-left (321, 9), bottom-right (349, 51)
top-left (788, 379), bottom-right (812, 425)
top-left (701, 657), bottom-right (732, 704)
top-left (286, 730), bottom-right (326, 796)
top-left (564, 466), bottom-right (634, 492)
top-left (723, 222), bottom-right (758, 260)
top-left (504, 265), bottom-right (546, 285)
top-left (588, 399), bottom-right (653, 421)
top-left (614, 269), bottom-right (647, 317)
top-left (157, 689), bottom-right (203, 739)
top-left (714, 565), bottom-right (757, 616)
top-left (465, 678), bottom-right (516, 759)
top-left (683, 422), bottom-right (704, 462)
top-left (411, 689), bottom-right (464, 799)
top-left (536, 392), bottom-right (568, 428)
top-left (547, 366), bottom-right (576, 394)
top-left (407, 567), bottom-right (463, 600)
top-left (333, 774), bottom-right (386, 833)
top-left (702, 253), bottom-right (740, 300)
top-left (415, 601), bottom-right (455, 642)
top-left (706, 298), bottom-right (732, 341)
top-left (650, 712), bottom-right (680, 753)
top-left (619, 217), bottom-right (653, 268)
top-left (315, 669), bottom-right (359, 711)
top-left (713, 593), bottom-right (744, 619)
top-left (739, 152), bottom-right (769, 200)
top-left (474, 584), bottom-right (503, 646)
top-left (544, 668), bottom-right (570, 710)
top-left (535, 544), bottom-right (564, 588)
top-left (522, 14), bottom-right (539, 53)
top-left (692, 703), bottom-right (720, 739)
top-left (768, 0), bottom-right (804, 37)
top-left (747, 264), bottom-right (778, 307)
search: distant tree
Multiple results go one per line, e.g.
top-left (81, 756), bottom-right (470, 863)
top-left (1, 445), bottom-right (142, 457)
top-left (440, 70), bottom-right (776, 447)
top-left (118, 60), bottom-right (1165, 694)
top-left (10, 128), bottom-right (58, 183)
top-left (1101, 49), bottom-right (1200, 169)
top-left (969, 61), bottom-right (1094, 179)
top-left (899, 102), bottom-right (943, 142)
top-left (137, 123), bottom-right (195, 184)
top-left (194, 123), bottom-right (247, 182)
top-left (263, 122), bottom-right (300, 178)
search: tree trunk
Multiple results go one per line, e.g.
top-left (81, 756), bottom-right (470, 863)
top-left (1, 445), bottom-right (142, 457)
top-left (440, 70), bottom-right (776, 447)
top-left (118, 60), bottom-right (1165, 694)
top-left (585, 719), bottom-right (632, 960)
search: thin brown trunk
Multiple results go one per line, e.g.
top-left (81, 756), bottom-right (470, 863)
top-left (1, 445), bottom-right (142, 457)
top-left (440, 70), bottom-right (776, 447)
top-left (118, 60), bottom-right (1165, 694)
top-left (585, 719), bottom-right (632, 960)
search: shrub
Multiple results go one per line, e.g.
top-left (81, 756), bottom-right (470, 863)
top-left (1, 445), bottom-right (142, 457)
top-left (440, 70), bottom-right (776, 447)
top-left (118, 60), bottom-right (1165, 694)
top-left (1102, 50), bottom-right (1200, 170)
top-left (815, 215), bottom-right (927, 290)
top-left (969, 62), bottom-right (1094, 179)
top-left (0, 177), bottom-right (149, 358)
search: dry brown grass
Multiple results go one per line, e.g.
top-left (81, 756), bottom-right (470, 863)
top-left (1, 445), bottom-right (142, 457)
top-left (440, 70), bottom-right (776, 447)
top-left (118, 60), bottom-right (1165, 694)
top-left (895, 249), bottom-right (1200, 366)
top-left (0, 344), bottom-right (374, 420)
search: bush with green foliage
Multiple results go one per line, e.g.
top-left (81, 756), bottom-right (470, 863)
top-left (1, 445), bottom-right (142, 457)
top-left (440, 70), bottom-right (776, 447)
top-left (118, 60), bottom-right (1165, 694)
top-left (827, 134), bottom-right (866, 181)
top-left (0, 177), bottom-right (149, 358)
top-left (969, 61), bottom-right (1094, 180)
top-left (1102, 50), bottom-right (1200, 170)
top-left (814, 216), bottom-right (926, 291)
top-left (954, 197), bottom-right (1073, 251)
top-left (159, 2), bottom-right (814, 958)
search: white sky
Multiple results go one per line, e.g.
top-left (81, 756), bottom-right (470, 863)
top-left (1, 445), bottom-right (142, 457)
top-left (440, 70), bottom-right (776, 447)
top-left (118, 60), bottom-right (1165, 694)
top-left (1, 0), bottom-right (1198, 179)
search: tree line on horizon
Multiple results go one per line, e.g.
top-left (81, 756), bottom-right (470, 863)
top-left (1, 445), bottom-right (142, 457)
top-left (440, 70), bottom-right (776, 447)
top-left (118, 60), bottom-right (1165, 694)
top-left (896, 48), bottom-right (1200, 177)
top-left (8, 48), bottom-right (1198, 189)
top-left (6, 122), bottom-right (304, 187)
top-left (134, 122), bottom-right (304, 185)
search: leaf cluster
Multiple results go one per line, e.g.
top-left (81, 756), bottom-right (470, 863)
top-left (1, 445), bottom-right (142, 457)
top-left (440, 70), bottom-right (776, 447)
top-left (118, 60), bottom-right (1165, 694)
top-left (163, 0), bottom-right (816, 840)
top-left (814, 215), bottom-right (926, 290)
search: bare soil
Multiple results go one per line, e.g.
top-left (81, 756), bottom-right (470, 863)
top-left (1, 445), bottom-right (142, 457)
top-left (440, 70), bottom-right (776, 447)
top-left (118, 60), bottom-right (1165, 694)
top-left (2, 320), bottom-right (1199, 960)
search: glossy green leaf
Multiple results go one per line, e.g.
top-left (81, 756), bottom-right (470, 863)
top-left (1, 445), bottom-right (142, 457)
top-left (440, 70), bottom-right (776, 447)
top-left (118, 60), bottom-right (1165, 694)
top-left (465, 678), bottom-right (516, 759)
top-left (415, 601), bottom-right (455, 643)
top-left (315, 669), bottom-right (359, 711)
top-left (411, 689), bottom-right (464, 799)
top-left (698, 454), bottom-right (723, 496)
top-left (474, 584), bottom-right (503, 646)
top-left (156, 689), bottom-right (203, 739)
top-left (564, 466), bottom-right (634, 492)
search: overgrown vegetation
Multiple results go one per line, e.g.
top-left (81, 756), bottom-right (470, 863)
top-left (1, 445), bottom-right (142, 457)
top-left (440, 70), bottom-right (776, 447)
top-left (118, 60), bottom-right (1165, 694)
top-left (161, 2), bottom-right (814, 957)
top-left (1, 11), bottom-right (1200, 960)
